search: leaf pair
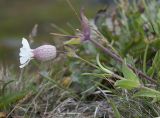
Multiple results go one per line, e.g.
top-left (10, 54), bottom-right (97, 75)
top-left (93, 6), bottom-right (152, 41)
top-left (115, 63), bottom-right (140, 90)
top-left (115, 62), bottom-right (160, 101)
top-left (96, 54), bottom-right (140, 89)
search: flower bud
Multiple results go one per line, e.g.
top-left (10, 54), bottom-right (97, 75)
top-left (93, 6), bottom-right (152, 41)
top-left (33, 45), bottom-right (56, 61)
top-left (80, 8), bottom-right (91, 41)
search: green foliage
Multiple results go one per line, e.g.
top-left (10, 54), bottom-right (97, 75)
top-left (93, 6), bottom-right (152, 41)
top-left (64, 37), bottom-right (81, 45)
top-left (115, 63), bottom-right (140, 90)
top-left (115, 79), bottom-right (140, 90)
top-left (96, 54), bottom-right (113, 75)
top-left (122, 63), bottom-right (139, 81)
top-left (0, 90), bottom-right (28, 110)
top-left (134, 87), bottom-right (160, 100)
top-left (147, 50), bottom-right (160, 78)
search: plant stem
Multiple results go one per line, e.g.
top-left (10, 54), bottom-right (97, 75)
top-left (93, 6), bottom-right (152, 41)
top-left (90, 39), bottom-right (156, 84)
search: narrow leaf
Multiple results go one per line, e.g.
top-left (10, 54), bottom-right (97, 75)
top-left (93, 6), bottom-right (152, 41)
top-left (96, 54), bottom-right (113, 74)
top-left (147, 50), bottom-right (160, 77)
top-left (134, 87), bottom-right (160, 99)
top-left (64, 37), bottom-right (81, 45)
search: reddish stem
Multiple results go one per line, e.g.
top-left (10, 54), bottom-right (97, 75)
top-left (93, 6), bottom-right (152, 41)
top-left (90, 39), bottom-right (156, 84)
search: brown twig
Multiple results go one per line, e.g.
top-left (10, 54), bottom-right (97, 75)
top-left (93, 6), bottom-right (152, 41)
top-left (90, 39), bottom-right (157, 84)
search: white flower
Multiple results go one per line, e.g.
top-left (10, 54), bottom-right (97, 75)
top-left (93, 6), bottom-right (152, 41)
top-left (19, 38), bottom-right (34, 68)
top-left (19, 38), bottom-right (57, 68)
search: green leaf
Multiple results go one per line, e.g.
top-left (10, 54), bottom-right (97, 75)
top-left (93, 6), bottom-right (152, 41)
top-left (64, 37), bottom-right (81, 45)
top-left (147, 50), bottom-right (160, 77)
top-left (122, 63), bottom-right (139, 81)
top-left (147, 67), bottom-right (154, 77)
top-left (96, 54), bottom-right (113, 74)
top-left (115, 79), bottom-right (140, 90)
top-left (134, 87), bottom-right (160, 99)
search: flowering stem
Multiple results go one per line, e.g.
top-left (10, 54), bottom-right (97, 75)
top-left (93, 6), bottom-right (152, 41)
top-left (90, 39), bottom-right (156, 84)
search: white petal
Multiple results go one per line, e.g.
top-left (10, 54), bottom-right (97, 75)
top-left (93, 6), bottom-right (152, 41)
top-left (19, 52), bottom-right (24, 57)
top-left (19, 59), bottom-right (31, 68)
top-left (19, 61), bottom-right (28, 68)
top-left (20, 56), bottom-right (28, 64)
top-left (20, 47), bottom-right (30, 57)
top-left (19, 38), bottom-right (33, 68)
top-left (22, 38), bottom-right (31, 49)
top-left (19, 48), bottom-right (26, 56)
top-left (19, 64), bottom-right (26, 68)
